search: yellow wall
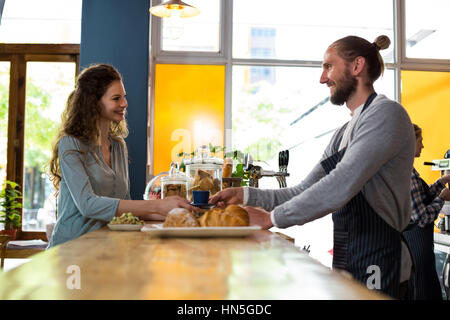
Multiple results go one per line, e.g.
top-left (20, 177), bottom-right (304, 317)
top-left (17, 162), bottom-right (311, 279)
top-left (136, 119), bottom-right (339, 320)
top-left (401, 70), bottom-right (450, 184)
top-left (153, 64), bottom-right (225, 175)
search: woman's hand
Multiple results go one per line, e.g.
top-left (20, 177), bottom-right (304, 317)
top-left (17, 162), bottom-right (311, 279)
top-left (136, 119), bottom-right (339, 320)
top-left (439, 188), bottom-right (450, 201)
top-left (244, 206), bottom-right (273, 229)
top-left (156, 196), bottom-right (199, 214)
top-left (209, 187), bottom-right (244, 208)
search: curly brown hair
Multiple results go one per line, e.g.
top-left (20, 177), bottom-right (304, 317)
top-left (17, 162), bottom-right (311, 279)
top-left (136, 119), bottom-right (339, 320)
top-left (49, 64), bottom-right (129, 193)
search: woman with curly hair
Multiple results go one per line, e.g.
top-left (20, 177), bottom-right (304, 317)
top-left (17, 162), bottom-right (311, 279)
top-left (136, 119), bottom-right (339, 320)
top-left (48, 64), bottom-right (195, 247)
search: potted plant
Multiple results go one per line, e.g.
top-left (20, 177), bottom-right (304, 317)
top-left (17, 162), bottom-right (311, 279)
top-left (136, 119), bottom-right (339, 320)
top-left (220, 148), bottom-right (249, 187)
top-left (0, 180), bottom-right (22, 240)
top-left (208, 145), bottom-right (251, 187)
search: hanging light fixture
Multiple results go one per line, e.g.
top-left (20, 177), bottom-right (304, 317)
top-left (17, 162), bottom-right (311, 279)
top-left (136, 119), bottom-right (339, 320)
top-left (150, 0), bottom-right (200, 18)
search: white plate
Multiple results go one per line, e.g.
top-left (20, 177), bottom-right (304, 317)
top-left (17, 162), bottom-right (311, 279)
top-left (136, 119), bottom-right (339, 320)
top-left (107, 223), bottom-right (143, 231)
top-left (141, 223), bottom-right (261, 237)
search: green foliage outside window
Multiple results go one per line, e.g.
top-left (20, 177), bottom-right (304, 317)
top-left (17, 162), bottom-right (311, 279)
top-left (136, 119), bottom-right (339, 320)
top-left (233, 82), bottom-right (294, 163)
top-left (0, 67), bottom-right (62, 209)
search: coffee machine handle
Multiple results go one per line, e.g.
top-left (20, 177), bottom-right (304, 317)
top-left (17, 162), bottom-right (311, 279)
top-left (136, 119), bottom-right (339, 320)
top-left (285, 150), bottom-right (289, 170)
top-left (278, 151), bottom-right (282, 171)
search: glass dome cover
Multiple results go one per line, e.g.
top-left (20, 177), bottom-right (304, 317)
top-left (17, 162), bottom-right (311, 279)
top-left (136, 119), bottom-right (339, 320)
top-left (184, 146), bottom-right (223, 201)
top-left (143, 171), bottom-right (168, 200)
top-left (161, 162), bottom-right (188, 199)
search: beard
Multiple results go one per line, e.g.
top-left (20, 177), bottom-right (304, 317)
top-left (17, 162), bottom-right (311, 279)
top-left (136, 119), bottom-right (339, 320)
top-left (330, 69), bottom-right (357, 106)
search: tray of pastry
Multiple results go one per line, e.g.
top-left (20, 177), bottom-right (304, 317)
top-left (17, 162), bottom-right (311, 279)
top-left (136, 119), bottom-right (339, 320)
top-left (141, 224), bottom-right (261, 237)
top-left (141, 205), bottom-right (261, 237)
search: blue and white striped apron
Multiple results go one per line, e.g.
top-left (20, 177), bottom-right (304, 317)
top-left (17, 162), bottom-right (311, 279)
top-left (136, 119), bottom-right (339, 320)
top-left (320, 93), bottom-right (402, 298)
top-left (403, 176), bottom-right (442, 300)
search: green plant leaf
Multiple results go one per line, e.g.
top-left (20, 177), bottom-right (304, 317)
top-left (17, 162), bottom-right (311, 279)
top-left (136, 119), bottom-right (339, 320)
top-left (0, 180), bottom-right (23, 228)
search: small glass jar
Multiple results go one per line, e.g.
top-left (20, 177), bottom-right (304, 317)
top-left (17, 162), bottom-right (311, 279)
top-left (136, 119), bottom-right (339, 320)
top-left (223, 158), bottom-right (233, 178)
top-left (161, 162), bottom-right (188, 199)
top-left (184, 145), bottom-right (223, 202)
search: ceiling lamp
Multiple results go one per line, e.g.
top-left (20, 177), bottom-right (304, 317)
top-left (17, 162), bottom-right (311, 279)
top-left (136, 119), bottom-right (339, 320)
top-left (150, 0), bottom-right (200, 18)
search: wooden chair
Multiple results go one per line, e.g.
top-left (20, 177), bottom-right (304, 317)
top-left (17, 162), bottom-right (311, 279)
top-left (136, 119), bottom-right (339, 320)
top-left (0, 235), bottom-right (11, 270)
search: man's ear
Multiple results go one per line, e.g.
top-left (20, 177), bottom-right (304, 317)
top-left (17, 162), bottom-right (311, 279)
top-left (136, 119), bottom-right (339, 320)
top-left (352, 56), bottom-right (366, 76)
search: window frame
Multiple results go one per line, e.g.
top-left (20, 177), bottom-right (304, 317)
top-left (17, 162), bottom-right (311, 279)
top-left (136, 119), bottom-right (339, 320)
top-left (0, 43), bottom-right (80, 240)
top-left (148, 0), bottom-right (450, 179)
top-left (152, 0), bottom-right (227, 62)
top-left (400, 0), bottom-right (450, 67)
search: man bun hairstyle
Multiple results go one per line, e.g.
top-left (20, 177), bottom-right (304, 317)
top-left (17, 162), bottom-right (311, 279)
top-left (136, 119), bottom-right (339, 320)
top-left (373, 35), bottom-right (391, 51)
top-left (330, 35), bottom-right (391, 84)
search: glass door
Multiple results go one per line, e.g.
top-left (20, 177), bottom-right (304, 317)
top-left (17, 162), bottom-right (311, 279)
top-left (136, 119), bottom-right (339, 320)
top-left (22, 61), bottom-right (76, 231)
top-left (0, 62), bottom-right (10, 187)
top-left (0, 62), bottom-right (11, 230)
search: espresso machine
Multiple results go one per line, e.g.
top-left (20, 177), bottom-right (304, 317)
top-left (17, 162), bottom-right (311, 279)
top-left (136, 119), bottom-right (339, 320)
top-left (427, 150), bottom-right (450, 299)
top-left (245, 150), bottom-right (290, 188)
top-left (425, 154), bottom-right (450, 234)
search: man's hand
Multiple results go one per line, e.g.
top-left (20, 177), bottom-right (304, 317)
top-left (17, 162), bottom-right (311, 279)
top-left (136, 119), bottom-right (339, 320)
top-left (209, 187), bottom-right (244, 208)
top-left (244, 206), bottom-right (273, 229)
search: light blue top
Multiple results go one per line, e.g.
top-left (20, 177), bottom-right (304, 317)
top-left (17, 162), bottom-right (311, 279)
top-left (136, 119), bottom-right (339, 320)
top-left (48, 135), bottom-right (130, 248)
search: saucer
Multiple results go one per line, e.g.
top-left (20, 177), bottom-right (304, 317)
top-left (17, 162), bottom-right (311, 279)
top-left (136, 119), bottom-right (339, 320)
top-left (190, 202), bottom-right (216, 209)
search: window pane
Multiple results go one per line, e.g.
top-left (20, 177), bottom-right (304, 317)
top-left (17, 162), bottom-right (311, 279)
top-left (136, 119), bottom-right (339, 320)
top-left (161, 0), bottom-right (220, 52)
top-left (0, 62), bottom-right (10, 230)
top-left (0, 0), bottom-right (82, 44)
top-left (401, 70), bottom-right (450, 184)
top-left (375, 69), bottom-right (396, 101)
top-left (0, 62), bottom-right (9, 186)
top-left (153, 64), bottom-right (225, 176)
top-left (23, 62), bottom-right (76, 231)
top-left (405, 0), bottom-right (450, 59)
top-left (233, 0), bottom-right (394, 62)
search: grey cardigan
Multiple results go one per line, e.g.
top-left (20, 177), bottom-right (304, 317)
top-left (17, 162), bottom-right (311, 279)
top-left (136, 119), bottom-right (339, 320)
top-left (48, 135), bottom-right (130, 248)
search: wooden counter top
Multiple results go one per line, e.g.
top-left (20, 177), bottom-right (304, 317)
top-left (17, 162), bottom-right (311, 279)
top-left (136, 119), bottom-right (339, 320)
top-left (0, 226), bottom-right (388, 300)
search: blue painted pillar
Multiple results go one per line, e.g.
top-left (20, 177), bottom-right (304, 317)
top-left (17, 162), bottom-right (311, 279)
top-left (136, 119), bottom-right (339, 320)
top-left (80, 0), bottom-right (150, 200)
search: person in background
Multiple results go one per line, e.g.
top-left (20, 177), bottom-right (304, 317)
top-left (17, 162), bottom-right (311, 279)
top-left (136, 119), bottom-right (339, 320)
top-left (210, 35), bottom-right (416, 299)
top-left (403, 124), bottom-right (450, 300)
top-left (48, 64), bottom-right (195, 248)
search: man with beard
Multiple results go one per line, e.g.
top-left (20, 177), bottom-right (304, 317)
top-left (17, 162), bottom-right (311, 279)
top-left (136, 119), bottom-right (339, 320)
top-left (210, 35), bottom-right (415, 299)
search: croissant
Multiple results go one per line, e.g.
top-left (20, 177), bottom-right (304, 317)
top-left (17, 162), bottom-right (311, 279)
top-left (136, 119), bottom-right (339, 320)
top-left (163, 208), bottom-right (200, 228)
top-left (162, 205), bottom-right (250, 228)
top-left (198, 205), bottom-right (249, 227)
